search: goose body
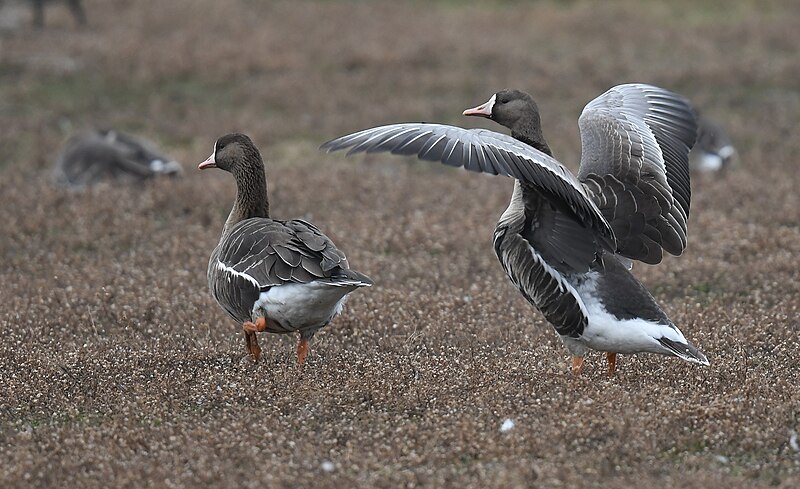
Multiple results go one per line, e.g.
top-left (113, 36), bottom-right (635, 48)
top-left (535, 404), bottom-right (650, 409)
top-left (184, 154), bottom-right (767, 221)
top-left (494, 181), bottom-right (706, 369)
top-left (54, 129), bottom-right (181, 188)
top-left (201, 133), bottom-right (372, 364)
top-left (323, 84), bottom-right (709, 374)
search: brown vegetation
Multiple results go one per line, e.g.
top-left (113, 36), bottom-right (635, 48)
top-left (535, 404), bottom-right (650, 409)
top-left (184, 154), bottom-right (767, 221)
top-left (1, 0), bottom-right (799, 487)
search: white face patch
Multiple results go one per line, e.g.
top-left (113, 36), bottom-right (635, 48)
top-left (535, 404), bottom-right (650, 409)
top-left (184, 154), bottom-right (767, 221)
top-left (485, 93), bottom-right (497, 113)
top-left (149, 159), bottom-right (165, 172)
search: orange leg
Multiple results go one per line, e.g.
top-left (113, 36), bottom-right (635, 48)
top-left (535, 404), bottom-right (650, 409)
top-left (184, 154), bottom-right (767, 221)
top-left (297, 338), bottom-right (309, 366)
top-left (606, 352), bottom-right (617, 377)
top-left (571, 356), bottom-right (585, 376)
top-left (243, 330), bottom-right (261, 361)
top-left (243, 317), bottom-right (267, 333)
top-left (242, 318), bottom-right (268, 361)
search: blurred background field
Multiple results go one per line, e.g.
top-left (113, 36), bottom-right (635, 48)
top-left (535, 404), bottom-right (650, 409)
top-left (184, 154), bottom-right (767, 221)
top-left (0, 1), bottom-right (799, 487)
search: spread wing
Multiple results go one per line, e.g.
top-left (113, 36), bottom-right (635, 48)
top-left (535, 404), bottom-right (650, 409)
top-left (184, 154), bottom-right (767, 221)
top-left (322, 123), bottom-right (615, 248)
top-left (577, 83), bottom-right (696, 264)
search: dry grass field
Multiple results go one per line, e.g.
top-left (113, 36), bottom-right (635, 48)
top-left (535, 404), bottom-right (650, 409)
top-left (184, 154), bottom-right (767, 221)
top-left (1, 0), bottom-right (799, 487)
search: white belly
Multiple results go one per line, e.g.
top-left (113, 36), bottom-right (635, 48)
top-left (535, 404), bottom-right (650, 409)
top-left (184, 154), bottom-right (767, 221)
top-left (252, 282), bottom-right (356, 330)
top-left (578, 301), bottom-right (688, 354)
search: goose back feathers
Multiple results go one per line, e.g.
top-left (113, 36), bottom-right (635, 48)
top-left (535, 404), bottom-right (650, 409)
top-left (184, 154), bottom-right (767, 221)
top-left (209, 217), bottom-right (370, 327)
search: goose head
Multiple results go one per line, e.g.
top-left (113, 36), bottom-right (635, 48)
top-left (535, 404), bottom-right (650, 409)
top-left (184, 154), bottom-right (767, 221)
top-left (198, 133), bottom-right (263, 175)
top-left (463, 89), bottom-right (549, 154)
top-left (199, 133), bottom-right (270, 225)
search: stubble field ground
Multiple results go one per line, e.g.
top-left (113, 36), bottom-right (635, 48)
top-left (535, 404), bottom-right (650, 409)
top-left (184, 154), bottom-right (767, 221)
top-left (1, 0), bottom-right (799, 487)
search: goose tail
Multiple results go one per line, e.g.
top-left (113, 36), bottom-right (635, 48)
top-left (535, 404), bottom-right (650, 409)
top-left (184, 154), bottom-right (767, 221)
top-left (327, 269), bottom-right (374, 287)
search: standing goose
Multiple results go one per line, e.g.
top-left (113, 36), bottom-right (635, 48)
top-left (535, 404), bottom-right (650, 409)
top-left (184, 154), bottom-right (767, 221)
top-left (200, 133), bottom-right (372, 365)
top-left (322, 84), bottom-right (709, 375)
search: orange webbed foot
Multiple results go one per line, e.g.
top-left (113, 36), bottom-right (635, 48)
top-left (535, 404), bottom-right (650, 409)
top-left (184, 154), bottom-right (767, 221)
top-left (243, 330), bottom-right (261, 361)
top-left (606, 352), bottom-right (617, 377)
top-left (243, 317), bottom-right (267, 333)
top-left (242, 318), bottom-right (267, 362)
top-left (296, 338), bottom-right (309, 367)
top-left (571, 356), bottom-right (585, 376)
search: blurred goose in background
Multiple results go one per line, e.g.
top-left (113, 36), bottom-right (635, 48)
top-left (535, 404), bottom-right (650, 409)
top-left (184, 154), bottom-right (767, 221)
top-left (31, 0), bottom-right (86, 28)
top-left (53, 129), bottom-right (182, 188)
top-left (689, 115), bottom-right (737, 173)
top-left (323, 83), bottom-right (709, 375)
top-left (199, 133), bottom-right (372, 365)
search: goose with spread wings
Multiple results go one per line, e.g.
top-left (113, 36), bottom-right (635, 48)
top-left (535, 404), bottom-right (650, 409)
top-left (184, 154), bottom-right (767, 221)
top-left (200, 133), bottom-right (372, 365)
top-left (322, 84), bottom-right (709, 375)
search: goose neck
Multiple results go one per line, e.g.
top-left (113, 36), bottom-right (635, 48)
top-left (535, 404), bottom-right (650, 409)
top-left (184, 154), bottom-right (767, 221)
top-left (224, 161), bottom-right (270, 232)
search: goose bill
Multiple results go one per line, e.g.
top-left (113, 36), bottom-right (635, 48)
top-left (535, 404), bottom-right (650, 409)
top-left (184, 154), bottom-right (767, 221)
top-left (198, 153), bottom-right (217, 170)
top-left (462, 94), bottom-right (496, 118)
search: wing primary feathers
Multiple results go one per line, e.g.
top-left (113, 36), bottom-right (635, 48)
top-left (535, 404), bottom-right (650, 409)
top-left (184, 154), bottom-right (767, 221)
top-left (323, 123), bottom-right (617, 245)
top-left (577, 83), bottom-right (696, 263)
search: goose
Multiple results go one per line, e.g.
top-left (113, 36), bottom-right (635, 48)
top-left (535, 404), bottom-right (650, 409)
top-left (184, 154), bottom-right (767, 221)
top-left (689, 115), bottom-right (737, 173)
top-left (322, 84), bottom-right (709, 375)
top-left (199, 133), bottom-right (372, 365)
top-left (54, 129), bottom-right (182, 188)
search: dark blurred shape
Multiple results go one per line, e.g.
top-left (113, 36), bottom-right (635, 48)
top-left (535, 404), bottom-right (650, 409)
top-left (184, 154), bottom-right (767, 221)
top-left (53, 129), bottom-right (182, 188)
top-left (689, 115), bottom-right (738, 173)
top-left (31, 0), bottom-right (85, 28)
